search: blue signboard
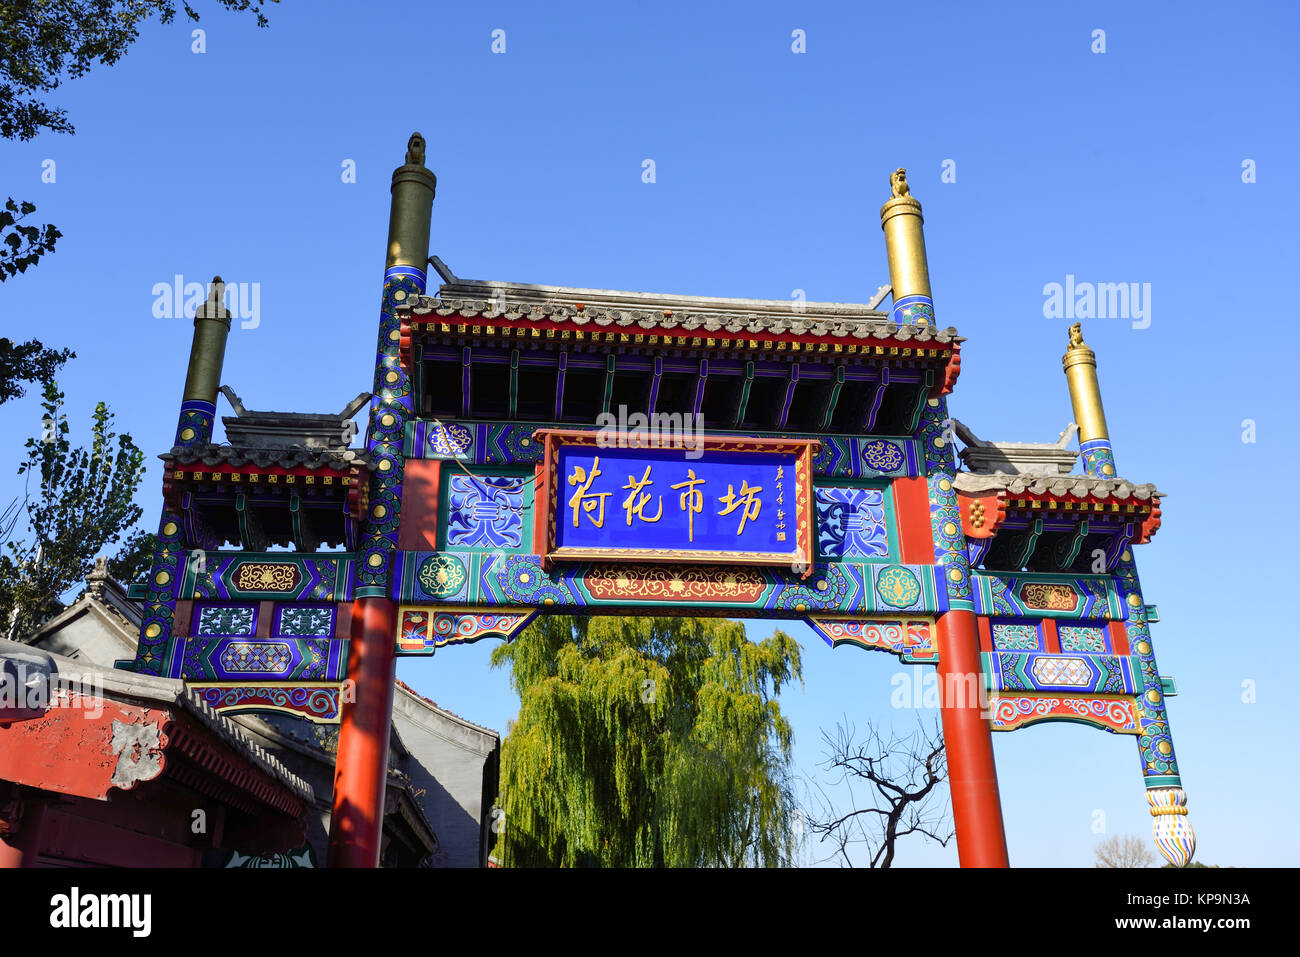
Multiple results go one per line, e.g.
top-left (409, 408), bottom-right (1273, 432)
top-left (539, 432), bottom-right (816, 567)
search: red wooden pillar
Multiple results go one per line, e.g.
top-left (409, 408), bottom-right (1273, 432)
top-left (326, 596), bottom-right (397, 868)
top-left (896, 474), bottom-right (1008, 866)
top-left (936, 609), bottom-right (1009, 867)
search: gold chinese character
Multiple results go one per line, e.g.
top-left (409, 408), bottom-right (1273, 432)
top-left (670, 469), bottom-right (706, 542)
top-left (567, 457), bottom-right (611, 528)
top-left (621, 465), bottom-right (663, 525)
top-left (718, 481), bottom-right (763, 535)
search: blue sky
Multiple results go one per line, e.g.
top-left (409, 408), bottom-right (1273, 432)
top-left (2, 0), bottom-right (1295, 866)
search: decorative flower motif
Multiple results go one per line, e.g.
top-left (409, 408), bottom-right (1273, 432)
top-left (862, 440), bottom-right (904, 473)
top-left (430, 422), bottom-right (473, 456)
top-left (417, 555), bottom-right (467, 597)
top-left (876, 566), bottom-right (922, 608)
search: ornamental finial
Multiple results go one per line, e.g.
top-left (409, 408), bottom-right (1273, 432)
top-left (1068, 321), bottom-right (1084, 349)
top-left (890, 167), bottom-right (910, 199)
top-left (405, 132), bottom-right (426, 167)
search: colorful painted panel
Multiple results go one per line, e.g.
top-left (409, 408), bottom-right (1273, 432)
top-left (395, 606), bottom-right (536, 655)
top-left (179, 636), bottom-right (344, 681)
top-left (991, 621), bottom-right (1041, 651)
top-left (445, 473), bottom-right (530, 551)
top-left (194, 604), bottom-right (257, 636)
top-left (544, 435), bottom-right (814, 567)
top-left (815, 486), bottom-right (891, 560)
top-left (988, 695), bottom-right (1139, 734)
top-left (972, 572), bottom-right (1121, 620)
top-left (189, 684), bottom-right (342, 723)
top-left (806, 617), bottom-right (936, 663)
top-left (180, 552), bottom-right (353, 601)
top-left (408, 419), bottom-right (921, 479)
top-left (276, 604), bottom-right (336, 637)
top-left (394, 551), bottom-right (947, 616)
top-left (1059, 622), bottom-right (1109, 653)
top-left (983, 651), bottom-right (1138, 695)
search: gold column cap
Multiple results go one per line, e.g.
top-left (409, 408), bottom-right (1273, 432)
top-left (1062, 322), bottom-right (1096, 372)
top-left (880, 168), bottom-right (923, 226)
top-left (391, 131), bottom-right (437, 193)
top-left (193, 275), bottom-right (232, 329)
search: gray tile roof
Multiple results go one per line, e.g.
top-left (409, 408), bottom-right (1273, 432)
top-left (954, 471), bottom-right (1163, 501)
top-left (401, 278), bottom-right (962, 345)
top-left (162, 444), bottom-right (372, 472)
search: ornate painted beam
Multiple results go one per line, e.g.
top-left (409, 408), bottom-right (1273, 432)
top-left (460, 346), bottom-right (472, 419)
top-left (554, 349), bottom-right (568, 421)
top-left (776, 363), bottom-right (799, 430)
top-left (818, 364), bottom-right (845, 431)
top-left (236, 491), bottom-right (269, 552)
top-left (731, 361), bottom-right (754, 427)
top-left (863, 366), bottom-right (889, 432)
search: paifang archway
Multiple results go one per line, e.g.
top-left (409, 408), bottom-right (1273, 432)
top-left (124, 135), bottom-right (1195, 869)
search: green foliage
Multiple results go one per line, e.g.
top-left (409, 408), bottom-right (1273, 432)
top-left (0, 198), bottom-right (61, 282)
top-left (489, 615), bottom-right (803, 867)
top-left (0, 1), bottom-right (274, 281)
top-left (106, 529), bottom-right (158, 585)
top-left (0, 381), bottom-right (146, 637)
top-left (0, 336), bottom-right (73, 402)
top-left (1, 0), bottom-right (274, 141)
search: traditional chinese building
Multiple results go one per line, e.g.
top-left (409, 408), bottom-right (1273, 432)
top-left (1, 559), bottom-right (497, 867)
top-left (114, 136), bottom-right (1194, 867)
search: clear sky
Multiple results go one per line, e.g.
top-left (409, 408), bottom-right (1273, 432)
top-left (2, 0), bottom-right (1295, 867)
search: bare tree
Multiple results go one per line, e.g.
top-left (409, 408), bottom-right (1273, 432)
top-left (1094, 834), bottom-right (1156, 868)
top-left (805, 716), bottom-right (953, 867)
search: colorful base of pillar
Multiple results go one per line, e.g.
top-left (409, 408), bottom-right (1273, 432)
top-left (1147, 786), bottom-right (1195, 867)
top-left (1079, 438), bottom-right (1117, 479)
top-left (890, 293), bottom-right (934, 326)
top-left (174, 399), bottom-right (216, 449)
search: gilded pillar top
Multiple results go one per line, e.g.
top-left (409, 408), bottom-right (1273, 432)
top-left (880, 167), bottom-right (923, 225)
top-left (1062, 321), bottom-right (1097, 371)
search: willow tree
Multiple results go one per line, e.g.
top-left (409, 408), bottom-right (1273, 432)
top-left (490, 615), bottom-right (803, 867)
